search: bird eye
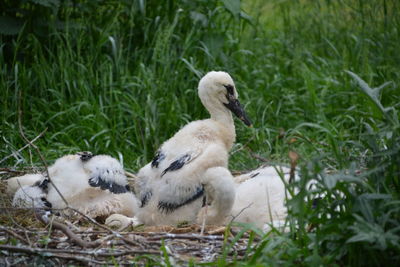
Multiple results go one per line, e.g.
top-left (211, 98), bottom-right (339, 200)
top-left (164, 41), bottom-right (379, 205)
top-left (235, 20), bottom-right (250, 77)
top-left (223, 84), bottom-right (234, 96)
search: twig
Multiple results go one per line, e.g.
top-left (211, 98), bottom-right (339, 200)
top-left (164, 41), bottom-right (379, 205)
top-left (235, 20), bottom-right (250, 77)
top-left (229, 202), bottom-right (253, 224)
top-left (207, 226), bottom-right (227, 235)
top-left (0, 226), bottom-right (30, 245)
top-left (0, 168), bottom-right (26, 175)
top-left (66, 207), bottom-right (146, 249)
top-left (249, 152), bottom-right (269, 163)
top-left (66, 207), bottom-right (118, 233)
top-left (0, 244), bottom-right (106, 265)
top-left (147, 233), bottom-right (224, 241)
top-left (0, 128), bottom-right (47, 165)
top-left (230, 135), bottom-right (257, 155)
top-left (0, 244), bottom-right (161, 257)
top-left (35, 210), bottom-right (101, 248)
top-left (0, 207), bottom-right (69, 211)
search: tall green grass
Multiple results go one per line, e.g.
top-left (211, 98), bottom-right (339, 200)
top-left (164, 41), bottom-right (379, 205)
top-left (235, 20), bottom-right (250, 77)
top-left (1, 0), bottom-right (399, 265)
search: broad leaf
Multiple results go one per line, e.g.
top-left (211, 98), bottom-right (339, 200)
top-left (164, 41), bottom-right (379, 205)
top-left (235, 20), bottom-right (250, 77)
top-left (222, 0), bottom-right (241, 18)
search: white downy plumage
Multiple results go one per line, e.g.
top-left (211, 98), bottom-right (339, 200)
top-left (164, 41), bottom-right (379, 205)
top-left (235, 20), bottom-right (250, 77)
top-left (12, 184), bottom-right (49, 209)
top-left (7, 173), bottom-right (43, 195)
top-left (107, 165), bottom-right (294, 231)
top-left (106, 71), bottom-right (252, 227)
top-left (229, 166), bottom-right (292, 231)
top-left (9, 152), bottom-right (138, 219)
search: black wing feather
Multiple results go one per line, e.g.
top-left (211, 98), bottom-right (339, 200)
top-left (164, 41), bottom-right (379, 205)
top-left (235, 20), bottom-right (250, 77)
top-left (140, 190), bottom-right (153, 208)
top-left (157, 185), bottom-right (204, 214)
top-left (36, 178), bottom-right (49, 191)
top-left (40, 197), bottom-right (53, 209)
top-left (161, 154), bottom-right (191, 176)
top-left (88, 176), bottom-right (130, 194)
top-left (151, 150), bottom-right (166, 168)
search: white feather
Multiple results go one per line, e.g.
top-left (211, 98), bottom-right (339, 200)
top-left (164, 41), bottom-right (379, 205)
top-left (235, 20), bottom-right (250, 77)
top-left (10, 153), bottom-right (138, 219)
top-left (230, 166), bottom-right (291, 229)
top-left (13, 185), bottom-right (47, 209)
top-left (6, 173), bottom-right (44, 195)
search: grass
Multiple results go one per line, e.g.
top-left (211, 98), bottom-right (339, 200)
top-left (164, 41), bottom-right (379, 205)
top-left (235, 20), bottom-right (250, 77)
top-left (1, 0), bottom-right (399, 265)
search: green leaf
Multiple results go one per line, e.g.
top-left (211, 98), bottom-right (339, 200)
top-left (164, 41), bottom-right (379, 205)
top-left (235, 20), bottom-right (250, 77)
top-left (181, 58), bottom-right (202, 79)
top-left (203, 33), bottom-right (225, 57)
top-left (294, 122), bottom-right (335, 137)
top-left (240, 11), bottom-right (254, 24)
top-left (222, 0), bottom-right (241, 18)
top-left (323, 173), bottom-right (338, 189)
top-left (362, 193), bottom-right (392, 200)
top-left (355, 195), bottom-right (374, 223)
top-left (347, 232), bottom-right (374, 244)
top-left (323, 173), bottom-right (361, 189)
top-left (345, 70), bottom-right (393, 118)
top-left (190, 11), bottom-right (208, 27)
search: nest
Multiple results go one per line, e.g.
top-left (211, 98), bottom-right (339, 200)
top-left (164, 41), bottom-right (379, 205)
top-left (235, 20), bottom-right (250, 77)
top-left (0, 171), bottom-right (256, 266)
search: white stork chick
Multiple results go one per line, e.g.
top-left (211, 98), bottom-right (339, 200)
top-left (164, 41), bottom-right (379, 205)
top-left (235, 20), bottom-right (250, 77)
top-left (107, 71), bottom-right (251, 227)
top-left (10, 152), bottom-right (138, 219)
top-left (228, 166), bottom-right (292, 231)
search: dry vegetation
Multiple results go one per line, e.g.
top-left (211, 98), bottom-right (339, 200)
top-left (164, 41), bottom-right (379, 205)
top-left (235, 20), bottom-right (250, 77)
top-left (0, 169), bottom-right (258, 266)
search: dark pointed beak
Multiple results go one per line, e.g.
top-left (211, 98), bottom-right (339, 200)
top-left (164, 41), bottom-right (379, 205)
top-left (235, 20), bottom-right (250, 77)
top-left (224, 95), bottom-right (252, 127)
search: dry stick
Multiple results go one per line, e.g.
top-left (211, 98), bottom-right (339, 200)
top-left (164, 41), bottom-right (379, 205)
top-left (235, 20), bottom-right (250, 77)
top-left (17, 100), bottom-right (68, 208)
top-left (229, 202), bottom-right (253, 224)
top-left (66, 207), bottom-right (147, 249)
top-left (0, 244), bottom-right (106, 265)
top-left (35, 210), bottom-right (101, 248)
top-left (0, 244), bottom-right (161, 257)
top-left (147, 233), bottom-right (224, 241)
top-left (0, 207), bottom-right (52, 211)
top-left (0, 128), bottom-right (48, 165)
top-left (0, 226), bottom-right (48, 234)
top-left (249, 152), bottom-right (269, 163)
top-left (207, 226), bottom-right (228, 235)
top-left (230, 134), bottom-right (257, 155)
top-left (0, 168), bottom-right (26, 175)
top-left (0, 226), bottom-right (30, 245)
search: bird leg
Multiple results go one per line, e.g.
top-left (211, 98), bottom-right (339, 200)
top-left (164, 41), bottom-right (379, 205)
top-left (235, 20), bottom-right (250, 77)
top-left (200, 204), bottom-right (208, 235)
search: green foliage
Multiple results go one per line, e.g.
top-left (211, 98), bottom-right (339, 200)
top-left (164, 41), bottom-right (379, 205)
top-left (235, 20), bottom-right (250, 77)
top-left (1, 0), bottom-right (400, 265)
top-left (0, 0), bottom-right (61, 36)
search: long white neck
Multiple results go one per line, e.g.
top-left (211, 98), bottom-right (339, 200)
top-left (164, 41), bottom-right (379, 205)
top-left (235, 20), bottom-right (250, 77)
top-left (209, 105), bottom-right (234, 130)
top-left (202, 97), bottom-right (236, 147)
